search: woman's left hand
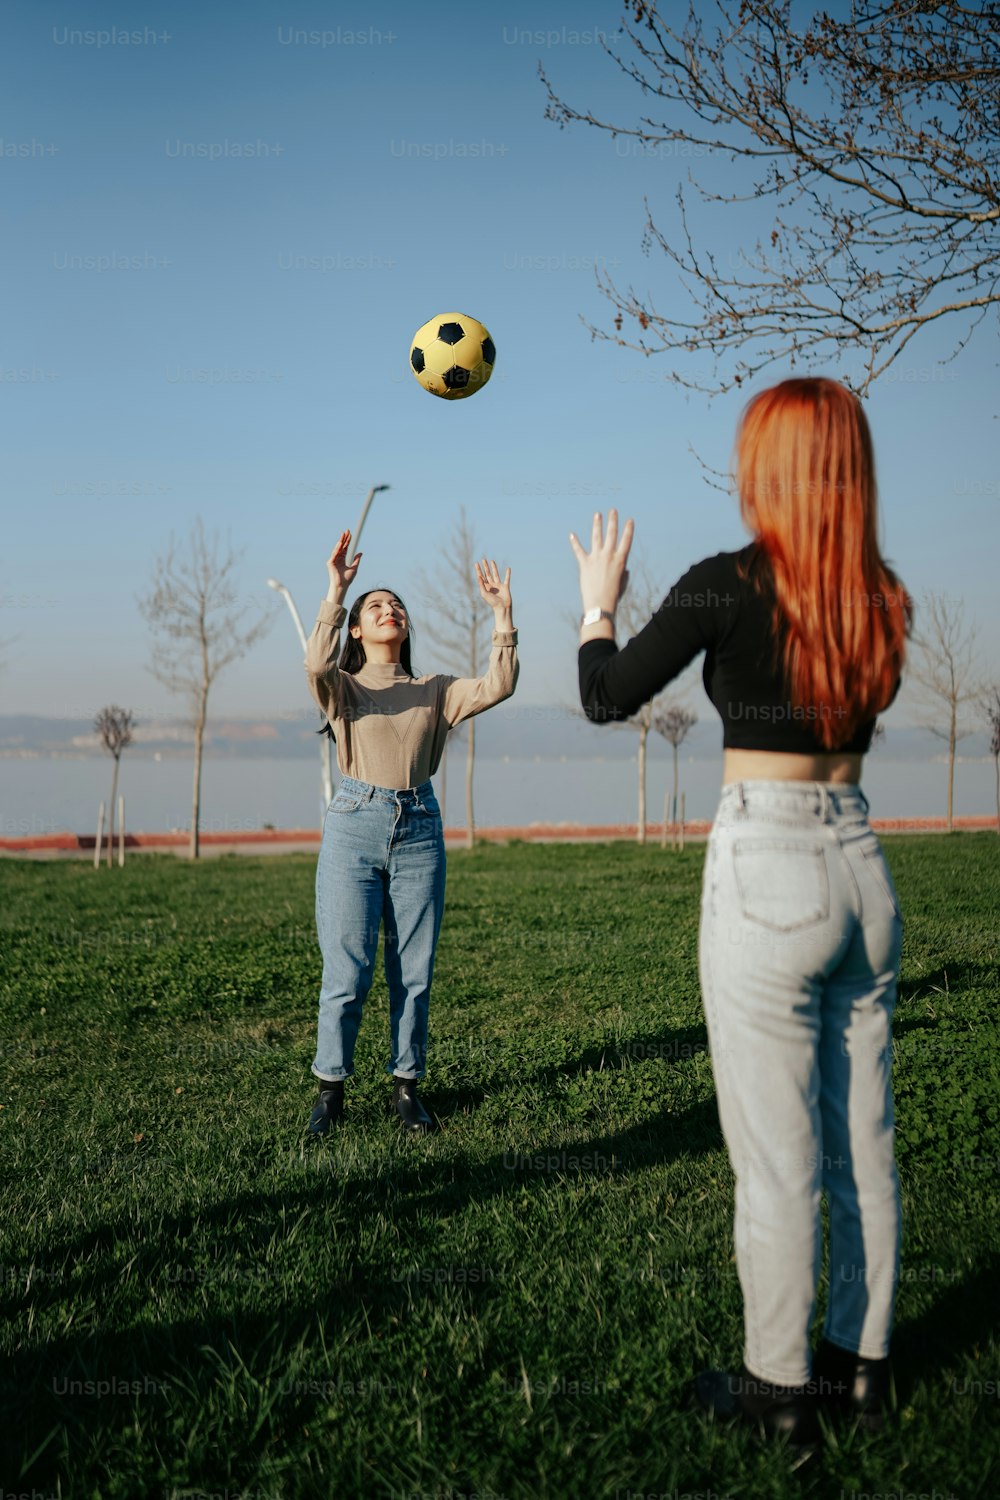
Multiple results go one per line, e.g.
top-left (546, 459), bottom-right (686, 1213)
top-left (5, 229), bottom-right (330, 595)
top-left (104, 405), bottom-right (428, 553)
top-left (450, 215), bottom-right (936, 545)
top-left (475, 558), bottom-right (512, 613)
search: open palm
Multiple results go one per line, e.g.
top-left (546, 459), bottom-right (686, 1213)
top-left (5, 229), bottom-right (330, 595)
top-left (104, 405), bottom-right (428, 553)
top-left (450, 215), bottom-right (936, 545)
top-left (475, 558), bottom-right (512, 611)
top-left (326, 529), bottom-right (363, 594)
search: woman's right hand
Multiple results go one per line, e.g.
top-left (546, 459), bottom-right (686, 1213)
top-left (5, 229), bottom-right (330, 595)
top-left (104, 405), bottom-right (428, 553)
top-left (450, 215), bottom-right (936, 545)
top-left (325, 529), bottom-right (362, 601)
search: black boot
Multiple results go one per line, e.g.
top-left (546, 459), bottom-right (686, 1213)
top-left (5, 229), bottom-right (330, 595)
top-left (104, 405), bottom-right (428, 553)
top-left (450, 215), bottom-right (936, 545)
top-left (813, 1337), bottom-right (893, 1431)
top-left (694, 1365), bottom-right (820, 1450)
top-left (392, 1076), bottom-right (433, 1135)
top-left (308, 1079), bottom-right (344, 1136)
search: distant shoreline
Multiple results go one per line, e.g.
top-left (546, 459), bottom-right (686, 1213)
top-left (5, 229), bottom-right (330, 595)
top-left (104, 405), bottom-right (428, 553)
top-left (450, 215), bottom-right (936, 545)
top-left (2, 817), bottom-right (995, 859)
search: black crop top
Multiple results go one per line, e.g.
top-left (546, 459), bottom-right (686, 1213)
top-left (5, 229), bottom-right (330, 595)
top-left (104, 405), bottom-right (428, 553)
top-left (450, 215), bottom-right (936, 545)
top-left (578, 545), bottom-right (898, 753)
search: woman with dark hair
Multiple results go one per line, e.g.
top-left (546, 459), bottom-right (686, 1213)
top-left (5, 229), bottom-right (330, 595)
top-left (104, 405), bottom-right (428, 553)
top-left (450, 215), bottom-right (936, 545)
top-left (571, 378), bottom-right (911, 1448)
top-left (303, 528), bottom-right (517, 1136)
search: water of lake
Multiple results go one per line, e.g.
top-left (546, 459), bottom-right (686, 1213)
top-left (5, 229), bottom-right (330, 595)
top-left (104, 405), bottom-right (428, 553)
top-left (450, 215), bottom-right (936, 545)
top-left (1, 752), bottom-right (995, 837)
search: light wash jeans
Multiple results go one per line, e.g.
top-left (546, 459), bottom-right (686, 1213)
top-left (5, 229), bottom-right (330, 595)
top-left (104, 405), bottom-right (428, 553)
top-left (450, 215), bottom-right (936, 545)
top-left (698, 780), bottom-right (903, 1386)
top-left (313, 776), bottom-right (446, 1083)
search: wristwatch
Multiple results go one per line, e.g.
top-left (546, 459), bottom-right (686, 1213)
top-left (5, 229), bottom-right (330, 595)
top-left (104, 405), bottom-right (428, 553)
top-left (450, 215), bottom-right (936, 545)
top-left (581, 608), bottom-right (616, 627)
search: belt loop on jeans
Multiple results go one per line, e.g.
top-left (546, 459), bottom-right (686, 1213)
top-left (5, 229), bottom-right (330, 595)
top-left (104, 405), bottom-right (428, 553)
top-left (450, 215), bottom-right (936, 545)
top-left (819, 783), bottom-right (831, 822)
top-left (735, 781), bottom-right (746, 815)
top-left (364, 785), bottom-right (374, 804)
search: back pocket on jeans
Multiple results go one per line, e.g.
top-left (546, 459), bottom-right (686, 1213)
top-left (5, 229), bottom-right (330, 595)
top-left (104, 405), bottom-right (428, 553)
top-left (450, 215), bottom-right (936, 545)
top-left (732, 841), bottom-right (830, 932)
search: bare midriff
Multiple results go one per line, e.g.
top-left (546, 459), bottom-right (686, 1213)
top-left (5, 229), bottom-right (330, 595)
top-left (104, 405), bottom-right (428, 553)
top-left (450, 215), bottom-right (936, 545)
top-left (723, 748), bottom-right (864, 785)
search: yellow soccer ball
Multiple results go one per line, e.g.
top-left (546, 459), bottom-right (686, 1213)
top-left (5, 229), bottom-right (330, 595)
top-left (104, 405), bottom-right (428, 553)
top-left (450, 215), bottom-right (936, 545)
top-left (409, 312), bottom-right (496, 400)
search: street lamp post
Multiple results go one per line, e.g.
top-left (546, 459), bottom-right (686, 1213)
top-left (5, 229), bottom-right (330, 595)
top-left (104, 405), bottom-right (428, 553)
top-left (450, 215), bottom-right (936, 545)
top-left (267, 484), bottom-right (389, 832)
top-left (351, 483), bottom-right (390, 562)
top-left (267, 577), bottom-right (335, 828)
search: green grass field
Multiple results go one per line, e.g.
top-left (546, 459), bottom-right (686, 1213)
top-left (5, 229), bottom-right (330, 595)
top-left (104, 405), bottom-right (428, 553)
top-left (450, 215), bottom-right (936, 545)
top-left (1, 837), bottom-right (998, 1500)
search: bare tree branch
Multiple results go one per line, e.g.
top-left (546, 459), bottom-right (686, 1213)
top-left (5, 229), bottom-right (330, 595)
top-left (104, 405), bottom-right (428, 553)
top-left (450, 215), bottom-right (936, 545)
top-left (982, 682), bottom-right (1000, 834)
top-left (908, 592), bottom-right (983, 831)
top-left (94, 705), bottom-right (135, 869)
top-left (416, 506), bottom-right (488, 848)
top-left (136, 518), bottom-right (276, 858)
top-left (541, 0), bottom-right (999, 394)
top-left (604, 561), bottom-right (682, 843)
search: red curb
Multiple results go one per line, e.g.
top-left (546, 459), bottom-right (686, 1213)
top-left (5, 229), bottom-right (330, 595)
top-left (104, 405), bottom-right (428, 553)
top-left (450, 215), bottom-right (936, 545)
top-left (1, 817), bottom-right (995, 854)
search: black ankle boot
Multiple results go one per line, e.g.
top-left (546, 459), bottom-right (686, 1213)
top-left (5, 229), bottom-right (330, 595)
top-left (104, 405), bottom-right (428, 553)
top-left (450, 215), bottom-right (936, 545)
top-left (308, 1079), bottom-right (344, 1136)
top-left (392, 1076), bottom-right (433, 1135)
top-left (694, 1365), bottom-right (820, 1450)
top-left (813, 1337), bottom-right (892, 1430)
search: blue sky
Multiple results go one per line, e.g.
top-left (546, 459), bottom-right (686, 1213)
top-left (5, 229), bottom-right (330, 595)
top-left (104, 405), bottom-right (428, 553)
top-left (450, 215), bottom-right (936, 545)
top-left (3, 0), bottom-right (997, 732)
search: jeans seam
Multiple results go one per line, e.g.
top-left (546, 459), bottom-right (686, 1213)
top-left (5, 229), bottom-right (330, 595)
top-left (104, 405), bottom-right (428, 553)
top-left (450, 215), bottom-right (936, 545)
top-left (700, 864), bottom-right (764, 1373)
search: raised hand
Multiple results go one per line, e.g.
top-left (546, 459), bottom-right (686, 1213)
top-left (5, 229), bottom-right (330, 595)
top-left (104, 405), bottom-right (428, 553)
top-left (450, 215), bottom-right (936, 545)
top-left (475, 557), bottom-right (513, 615)
top-left (325, 529), bottom-right (362, 601)
top-left (568, 508), bottom-right (634, 613)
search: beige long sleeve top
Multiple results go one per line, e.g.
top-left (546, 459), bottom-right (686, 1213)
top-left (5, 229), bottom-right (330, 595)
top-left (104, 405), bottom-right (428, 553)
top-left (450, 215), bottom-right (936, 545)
top-left (304, 600), bottom-right (519, 789)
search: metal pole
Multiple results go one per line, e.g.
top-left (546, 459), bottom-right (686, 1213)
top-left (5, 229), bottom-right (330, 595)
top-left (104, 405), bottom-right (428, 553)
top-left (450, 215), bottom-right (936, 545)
top-left (268, 577), bottom-right (334, 828)
top-left (350, 483), bottom-right (390, 564)
top-left (268, 484), bottom-right (389, 831)
top-left (94, 802), bottom-right (104, 870)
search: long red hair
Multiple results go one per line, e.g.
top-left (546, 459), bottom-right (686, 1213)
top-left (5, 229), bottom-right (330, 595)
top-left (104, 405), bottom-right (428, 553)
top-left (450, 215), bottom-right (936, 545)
top-left (735, 378), bottom-right (912, 749)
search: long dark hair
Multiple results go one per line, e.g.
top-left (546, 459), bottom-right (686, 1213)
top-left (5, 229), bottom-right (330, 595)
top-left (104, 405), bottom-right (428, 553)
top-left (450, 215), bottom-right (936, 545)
top-left (317, 587), bottom-right (417, 741)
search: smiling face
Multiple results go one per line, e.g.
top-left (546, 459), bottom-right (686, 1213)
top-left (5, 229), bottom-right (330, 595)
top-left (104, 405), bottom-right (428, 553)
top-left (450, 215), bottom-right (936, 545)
top-left (350, 590), bottom-right (409, 650)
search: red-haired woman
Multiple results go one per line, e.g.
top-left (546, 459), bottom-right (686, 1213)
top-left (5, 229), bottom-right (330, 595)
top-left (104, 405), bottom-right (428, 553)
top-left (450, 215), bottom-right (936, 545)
top-left (572, 378), bottom-right (911, 1448)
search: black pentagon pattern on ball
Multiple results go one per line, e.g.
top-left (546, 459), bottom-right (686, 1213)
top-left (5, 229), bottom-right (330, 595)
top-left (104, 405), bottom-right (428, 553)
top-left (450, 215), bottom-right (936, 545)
top-left (437, 322), bottom-right (465, 345)
top-left (410, 347), bottom-right (426, 374)
top-left (481, 336), bottom-right (496, 365)
top-left (442, 365), bottom-right (470, 390)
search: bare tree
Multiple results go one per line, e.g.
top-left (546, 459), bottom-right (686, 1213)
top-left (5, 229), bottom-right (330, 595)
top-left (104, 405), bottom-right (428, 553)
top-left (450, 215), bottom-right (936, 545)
top-left (563, 566), bottom-right (696, 841)
top-left (137, 518), bottom-right (275, 859)
top-left (416, 507), bottom-right (488, 850)
top-left (94, 705), bottom-right (134, 869)
top-left (653, 701), bottom-right (698, 846)
top-left (541, 1), bottom-right (999, 395)
top-left (983, 685), bottom-right (1000, 836)
top-left (610, 564), bottom-right (678, 845)
top-left (908, 594), bottom-right (982, 833)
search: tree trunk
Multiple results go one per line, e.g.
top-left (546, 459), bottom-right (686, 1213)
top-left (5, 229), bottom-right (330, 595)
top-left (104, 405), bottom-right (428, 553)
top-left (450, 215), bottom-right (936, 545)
top-left (106, 756), bottom-right (120, 869)
top-left (994, 752), bottom-right (999, 835)
top-left (947, 706), bottom-right (956, 834)
top-left (637, 722), bottom-right (648, 845)
top-left (464, 717), bottom-right (475, 850)
top-left (191, 694), bottom-right (207, 860)
top-left (672, 743), bottom-right (679, 851)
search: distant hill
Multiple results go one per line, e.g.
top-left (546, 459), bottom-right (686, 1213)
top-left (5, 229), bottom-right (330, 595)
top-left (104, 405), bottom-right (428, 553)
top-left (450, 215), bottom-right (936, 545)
top-left (0, 711), bottom-right (990, 764)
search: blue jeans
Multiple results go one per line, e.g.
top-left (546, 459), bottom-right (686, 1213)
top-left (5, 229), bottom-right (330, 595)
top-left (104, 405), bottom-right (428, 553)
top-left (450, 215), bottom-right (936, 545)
top-left (313, 776), bottom-right (446, 1082)
top-left (698, 780), bottom-right (903, 1385)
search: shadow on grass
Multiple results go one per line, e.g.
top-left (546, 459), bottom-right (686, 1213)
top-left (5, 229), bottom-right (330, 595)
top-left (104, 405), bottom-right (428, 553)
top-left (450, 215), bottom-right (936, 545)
top-left (892, 1252), bottom-right (1000, 1405)
top-left (425, 1024), bottom-right (712, 1121)
top-left (4, 1035), bottom-right (993, 1489)
top-left (897, 961), bottom-right (995, 1005)
top-left (0, 1090), bottom-right (725, 1483)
